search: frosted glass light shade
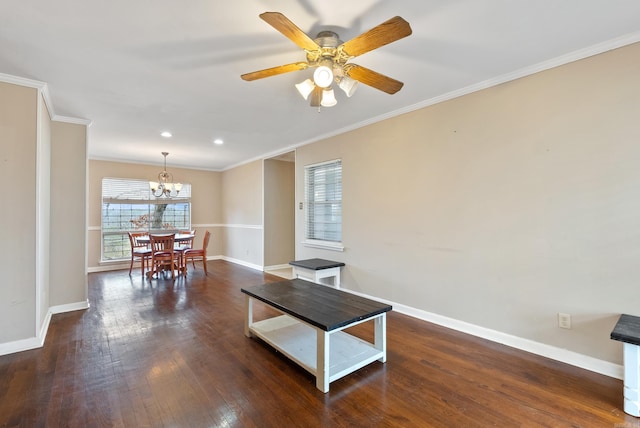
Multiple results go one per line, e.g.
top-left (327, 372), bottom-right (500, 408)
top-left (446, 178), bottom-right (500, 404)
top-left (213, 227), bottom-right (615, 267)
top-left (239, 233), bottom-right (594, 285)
top-left (313, 66), bottom-right (334, 88)
top-left (338, 76), bottom-right (359, 97)
top-left (320, 89), bottom-right (337, 107)
top-left (295, 79), bottom-right (315, 99)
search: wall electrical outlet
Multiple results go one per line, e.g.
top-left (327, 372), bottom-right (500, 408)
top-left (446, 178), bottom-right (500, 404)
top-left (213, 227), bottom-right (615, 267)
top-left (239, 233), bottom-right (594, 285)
top-left (558, 313), bottom-right (572, 329)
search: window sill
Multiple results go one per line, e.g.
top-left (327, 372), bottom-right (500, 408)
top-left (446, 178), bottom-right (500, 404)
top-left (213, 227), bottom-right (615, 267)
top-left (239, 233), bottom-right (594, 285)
top-left (302, 240), bottom-right (344, 252)
top-left (99, 259), bottom-right (128, 265)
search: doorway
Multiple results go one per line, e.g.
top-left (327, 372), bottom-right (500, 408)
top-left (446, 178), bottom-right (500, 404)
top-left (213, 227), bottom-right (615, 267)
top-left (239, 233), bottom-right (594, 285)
top-left (263, 151), bottom-right (295, 278)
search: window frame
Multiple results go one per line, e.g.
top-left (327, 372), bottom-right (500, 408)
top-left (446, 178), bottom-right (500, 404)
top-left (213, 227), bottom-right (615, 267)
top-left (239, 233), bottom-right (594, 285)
top-left (303, 159), bottom-right (344, 252)
top-left (101, 177), bottom-right (192, 262)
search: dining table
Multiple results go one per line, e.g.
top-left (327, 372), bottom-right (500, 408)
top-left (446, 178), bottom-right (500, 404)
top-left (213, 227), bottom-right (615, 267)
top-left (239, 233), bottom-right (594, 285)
top-left (136, 233), bottom-right (195, 246)
top-left (137, 233), bottom-right (195, 278)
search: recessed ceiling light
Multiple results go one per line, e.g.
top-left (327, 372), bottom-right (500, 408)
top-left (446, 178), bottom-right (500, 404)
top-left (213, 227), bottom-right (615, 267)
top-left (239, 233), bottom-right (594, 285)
top-left (213, 139), bottom-right (224, 145)
top-left (161, 131), bottom-right (172, 138)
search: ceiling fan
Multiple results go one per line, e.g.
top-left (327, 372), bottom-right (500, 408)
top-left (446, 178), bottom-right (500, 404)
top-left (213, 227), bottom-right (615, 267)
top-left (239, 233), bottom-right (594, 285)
top-left (241, 12), bottom-right (412, 107)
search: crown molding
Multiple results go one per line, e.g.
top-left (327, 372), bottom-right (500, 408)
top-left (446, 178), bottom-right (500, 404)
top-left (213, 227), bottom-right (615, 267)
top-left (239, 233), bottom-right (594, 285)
top-left (88, 155), bottom-right (222, 172)
top-left (0, 72), bottom-right (91, 126)
top-left (0, 72), bottom-right (46, 89)
top-left (52, 115), bottom-right (92, 126)
top-left (388, 30), bottom-right (640, 121)
top-left (228, 31), bottom-right (640, 172)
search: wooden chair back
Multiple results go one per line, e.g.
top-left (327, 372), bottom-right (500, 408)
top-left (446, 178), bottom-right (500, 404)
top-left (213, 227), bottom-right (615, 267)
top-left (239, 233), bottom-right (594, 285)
top-left (184, 231), bottom-right (211, 275)
top-left (202, 230), bottom-right (211, 254)
top-left (127, 231), bottom-right (151, 275)
top-left (129, 231), bottom-right (149, 249)
top-left (149, 234), bottom-right (178, 279)
top-left (150, 234), bottom-right (175, 254)
top-left (178, 229), bottom-right (196, 249)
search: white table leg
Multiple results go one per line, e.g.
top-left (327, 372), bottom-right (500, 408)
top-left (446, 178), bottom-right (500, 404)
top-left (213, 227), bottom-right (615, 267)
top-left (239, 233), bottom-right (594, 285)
top-left (624, 342), bottom-right (640, 416)
top-left (374, 314), bottom-right (387, 363)
top-left (316, 329), bottom-right (330, 392)
top-left (244, 295), bottom-right (254, 338)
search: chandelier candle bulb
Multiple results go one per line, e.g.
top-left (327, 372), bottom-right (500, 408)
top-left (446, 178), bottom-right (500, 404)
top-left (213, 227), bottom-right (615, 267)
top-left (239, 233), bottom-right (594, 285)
top-left (150, 152), bottom-right (182, 198)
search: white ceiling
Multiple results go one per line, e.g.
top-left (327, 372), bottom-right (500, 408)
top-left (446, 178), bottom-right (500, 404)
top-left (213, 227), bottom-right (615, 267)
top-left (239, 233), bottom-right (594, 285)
top-left (1, 1), bottom-right (639, 171)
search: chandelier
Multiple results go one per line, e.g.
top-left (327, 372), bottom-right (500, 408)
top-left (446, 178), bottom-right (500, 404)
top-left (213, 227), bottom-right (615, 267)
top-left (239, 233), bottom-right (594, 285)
top-left (149, 152), bottom-right (182, 198)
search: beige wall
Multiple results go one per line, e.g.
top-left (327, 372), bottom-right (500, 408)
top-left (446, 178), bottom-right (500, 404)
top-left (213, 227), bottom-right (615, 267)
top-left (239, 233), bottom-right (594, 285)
top-left (264, 158), bottom-right (295, 267)
top-left (88, 158), bottom-right (267, 270)
top-left (50, 121), bottom-right (87, 306)
top-left (88, 159), bottom-right (222, 269)
top-left (0, 82), bottom-right (38, 343)
top-left (295, 42), bottom-right (640, 365)
top-left (0, 78), bottom-right (89, 352)
top-left (221, 160), bottom-right (263, 266)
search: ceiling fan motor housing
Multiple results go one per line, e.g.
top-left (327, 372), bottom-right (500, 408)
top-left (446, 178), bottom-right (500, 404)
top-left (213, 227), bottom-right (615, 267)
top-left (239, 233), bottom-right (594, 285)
top-left (314, 31), bottom-right (342, 47)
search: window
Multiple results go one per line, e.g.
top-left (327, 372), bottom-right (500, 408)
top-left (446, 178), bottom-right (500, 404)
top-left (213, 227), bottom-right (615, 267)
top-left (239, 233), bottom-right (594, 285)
top-left (101, 178), bottom-right (191, 261)
top-left (304, 159), bottom-right (342, 250)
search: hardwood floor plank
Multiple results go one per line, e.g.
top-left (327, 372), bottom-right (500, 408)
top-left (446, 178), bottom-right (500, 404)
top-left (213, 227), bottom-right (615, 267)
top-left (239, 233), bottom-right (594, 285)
top-left (0, 261), bottom-right (635, 427)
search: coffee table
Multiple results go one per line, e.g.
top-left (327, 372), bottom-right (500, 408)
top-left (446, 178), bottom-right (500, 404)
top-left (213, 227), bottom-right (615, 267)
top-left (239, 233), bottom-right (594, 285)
top-left (241, 279), bottom-right (392, 392)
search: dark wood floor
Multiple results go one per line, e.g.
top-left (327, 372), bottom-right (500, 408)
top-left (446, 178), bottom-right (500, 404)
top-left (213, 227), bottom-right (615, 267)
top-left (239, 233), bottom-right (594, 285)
top-left (0, 261), bottom-right (634, 427)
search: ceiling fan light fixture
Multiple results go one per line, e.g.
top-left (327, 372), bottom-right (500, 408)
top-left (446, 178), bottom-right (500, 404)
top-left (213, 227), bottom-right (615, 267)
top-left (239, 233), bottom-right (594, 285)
top-left (338, 76), bottom-right (359, 97)
top-left (313, 65), bottom-right (334, 88)
top-left (320, 89), bottom-right (337, 107)
top-left (295, 78), bottom-right (315, 100)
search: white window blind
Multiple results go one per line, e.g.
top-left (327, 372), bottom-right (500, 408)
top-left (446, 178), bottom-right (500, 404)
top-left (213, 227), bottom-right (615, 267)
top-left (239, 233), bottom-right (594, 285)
top-left (101, 178), bottom-right (192, 260)
top-left (102, 177), bottom-right (191, 204)
top-left (304, 159), bottom-right (342, 243)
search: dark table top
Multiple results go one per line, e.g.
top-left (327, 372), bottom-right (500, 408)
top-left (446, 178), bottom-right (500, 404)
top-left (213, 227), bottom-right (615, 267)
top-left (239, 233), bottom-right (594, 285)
top-left (289, 258), bottom-right (345, 270)
top-left (611, 314), bottom-right (640, 346)
top-left (241, 279), bottom-right (391, 331)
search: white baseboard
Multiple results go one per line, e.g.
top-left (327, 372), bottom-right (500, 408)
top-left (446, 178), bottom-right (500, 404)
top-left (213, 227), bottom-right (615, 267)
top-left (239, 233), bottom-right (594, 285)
top-left (89, 256), bottom-right (270, 275)
top-left (51, 300), bottom-right (90, 314)
top-left (264, 264), bottom-right (292, 272)
top-left (0, 335), bottom-right (44, 356)
top-left (83, 261), bottom-right (623, 379)
top-left (342, 288), bottom-right (624, 380)
top-left (0, 300), bottom-right (90, 357)
top-left (88, 263), bottom-right (129, 273)
top-left (89, 256), bottom-right (221, 273)
top-left (220, 256), bottom-right (263, 272)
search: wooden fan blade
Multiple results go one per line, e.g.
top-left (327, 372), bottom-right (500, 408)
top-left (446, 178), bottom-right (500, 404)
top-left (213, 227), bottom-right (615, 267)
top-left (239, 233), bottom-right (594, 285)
top-left (241, 62), bottom-right (309, 81)
top-left (260, 12), bottom-right (320, 51)
top-left (346, 64), bottom-right (404, 94)
top-left (340, 16), bottom-right (412, 58)
top-left (310, 86), bottom-right (322, 107)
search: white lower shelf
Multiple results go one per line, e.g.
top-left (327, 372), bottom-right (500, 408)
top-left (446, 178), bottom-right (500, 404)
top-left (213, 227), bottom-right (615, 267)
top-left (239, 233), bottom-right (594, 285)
top-left (249, 315), bottom-right (383, 383)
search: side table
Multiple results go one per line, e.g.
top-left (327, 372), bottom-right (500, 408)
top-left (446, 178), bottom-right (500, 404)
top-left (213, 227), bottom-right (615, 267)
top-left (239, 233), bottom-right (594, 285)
top-left (611, 313), bottom-right (640, 416)
top-left (289, 258), bottom-right (345, 289)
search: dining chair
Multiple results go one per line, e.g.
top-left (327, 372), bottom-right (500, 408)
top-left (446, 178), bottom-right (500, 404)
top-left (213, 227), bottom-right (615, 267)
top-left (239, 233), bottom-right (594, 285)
top-left (128, 232), bottom-right (152, 275)
top-left (174, 229), bottom-right (195, 271)
top-left (177, 229), bottom-right (195, 249)
top-left (174, 230), bottom-right (196, 267)
top-left (184, 230), bottom-right (211, 275)
top-left (148, 234), bottom-right (181, 279)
